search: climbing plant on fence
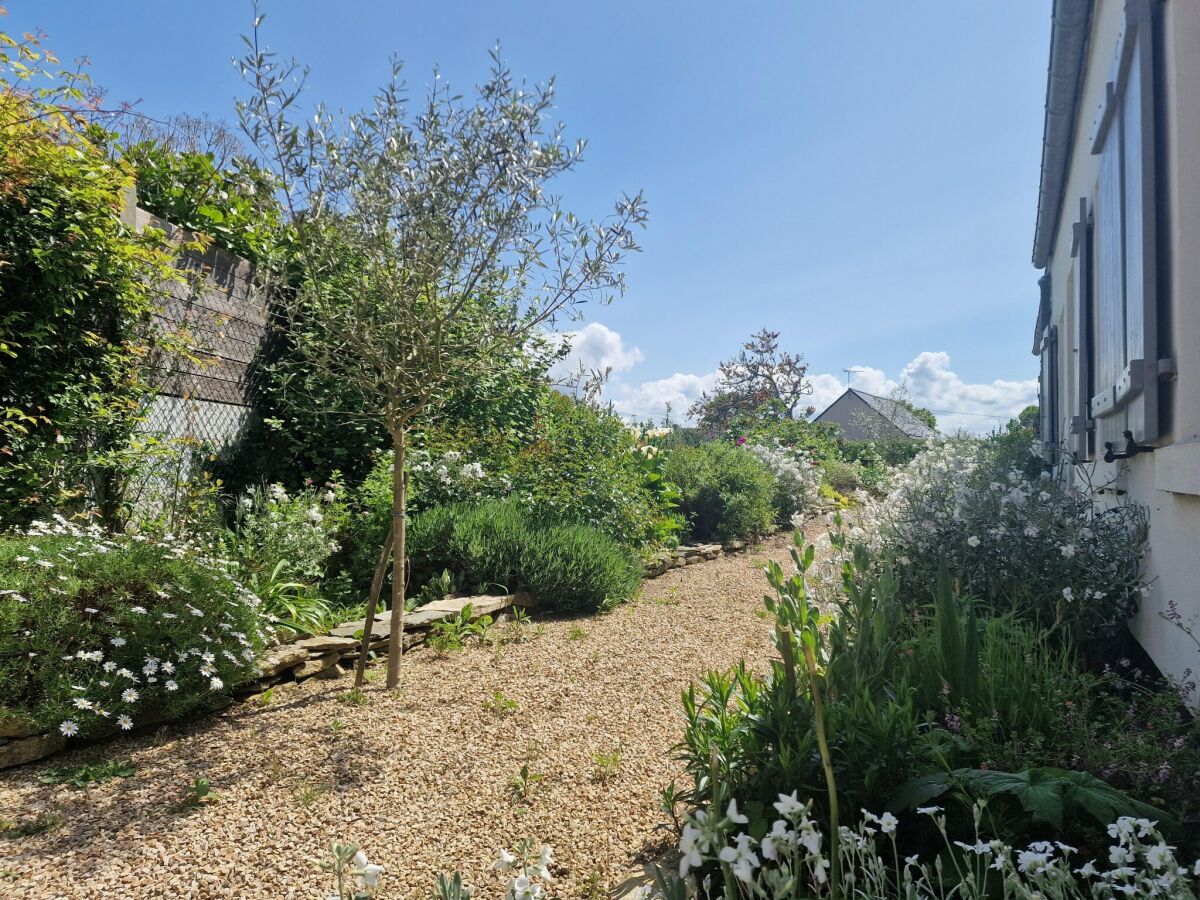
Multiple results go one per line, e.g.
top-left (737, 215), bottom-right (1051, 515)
top-left (0, 91), bottom-right (187, 529)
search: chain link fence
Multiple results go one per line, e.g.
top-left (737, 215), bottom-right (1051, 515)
top-left (137, 210), bottom-right (267, 451)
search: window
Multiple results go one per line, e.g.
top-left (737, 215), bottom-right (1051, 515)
top-left (1086, 0), bottom-right (1169, 446)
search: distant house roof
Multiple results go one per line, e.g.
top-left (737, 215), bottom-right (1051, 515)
top-left (812, 389), bottom-right (937, 440)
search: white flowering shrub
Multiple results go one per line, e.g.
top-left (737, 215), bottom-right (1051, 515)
top-left (409, 449), bottom-right (504, 509)
top-left (654, 796), bottom-right (1200, 899)
top-left (0, 516), bottom-right (265, 740)
top-left (231, 481), bottom-right (347, 582)
top-left (746, 443), bottom-right (822, 525)
top-left (862, 438), bottom-right (1147, 641)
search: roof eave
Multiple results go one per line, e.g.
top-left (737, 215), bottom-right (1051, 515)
top-left (1032, 0), bottom-right (1094, 270)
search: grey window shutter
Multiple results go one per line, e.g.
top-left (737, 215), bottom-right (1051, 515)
top-left (1049, 324), bottom-right (1060, 449)
top-left (1122, 0), bottom-right (1161, 443)
top-left (1039, 325), bottom-right (1060, 454)
top-left (1087, 0), bottom-right (1170, 445)
top-left (1038, 332), bottom-right (1049, 445)
top-left (1071, 198), bottom-right (1094, 460)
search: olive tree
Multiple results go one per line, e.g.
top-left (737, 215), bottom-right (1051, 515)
top-left (236, 13), bottom-right (646, 688)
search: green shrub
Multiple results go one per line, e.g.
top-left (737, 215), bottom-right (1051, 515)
top-left (0, 518), bottom-right (265, 740)
top-left (407, 501), bottom-right (640, 612)
top-left (661, 443), bottom-right (775, 543)
top-left (339, 454), bottom-right (395, 594)
top-left (841, 437), bottom-right (924, 468)
top-left (679, 524), bottom-right (1200, 858)
top-left (836, 440), bottom-right (894, 493)
top-left (506, 392), bottom-right (676, 547)
top-left (242, 560), bottom-right (332, 635)
top-left (819, 456), bottom-right (865, 495)
top-left (521, 524), bottom-right (642, 612)
top-left (341, 393), bottom-right (681, 596)
top-left (436, 501), bottom-right (528, 594)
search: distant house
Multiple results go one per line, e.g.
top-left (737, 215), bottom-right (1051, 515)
top-left (1031, 1), bottom-right (1199, 691)
top-left (812, 389), bottom-right (936, 441)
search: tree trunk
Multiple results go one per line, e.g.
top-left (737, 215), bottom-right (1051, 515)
top-left (353, 522), bottom-right (394, 688)
top-left (385, 430), bottom-right (407, 690)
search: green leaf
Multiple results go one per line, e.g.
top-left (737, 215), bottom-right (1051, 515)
top-left (963, 768), bottom-right (1064, 831)
top-left (887, 772), bottom-right (953, 813)
top-left (1051, 769), bottom-right (1178, 832)
top-left (196, 204), bottom-right (225, 223)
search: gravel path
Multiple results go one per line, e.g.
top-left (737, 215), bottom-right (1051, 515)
top-left (0, 531), bottom-right (811, 900)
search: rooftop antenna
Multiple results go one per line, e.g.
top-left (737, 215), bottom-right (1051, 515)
top-left (843, 367), bottom-right (864, 386)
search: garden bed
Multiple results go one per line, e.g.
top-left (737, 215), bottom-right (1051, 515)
top-left (0, 531), bottom-right (817, 899)
top-left (0, 540), bottom-right (752, 774)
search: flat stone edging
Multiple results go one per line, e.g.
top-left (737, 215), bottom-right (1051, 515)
top-left (644, 538), bottom-right (752, 578)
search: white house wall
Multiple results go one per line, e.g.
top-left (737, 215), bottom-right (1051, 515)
top-left (1043, 0), bottom-right (1200, 691)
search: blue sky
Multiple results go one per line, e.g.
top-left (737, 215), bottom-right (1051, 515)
top-left (11, 2), bottom-right (1051, 431)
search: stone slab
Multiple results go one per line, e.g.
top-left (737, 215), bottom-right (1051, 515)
top-left (0, 715), bottom-right (41, 739)
top-left (296, 635), bottom-right (360, 654)
top-left (0, 733), bottom-right (66, 770)
top-left (258, 644), bottom-right (308, 677)
top-left (292, 652), bottom-right (340, 680)
top-left (329, 614), bottom-right (389, 639)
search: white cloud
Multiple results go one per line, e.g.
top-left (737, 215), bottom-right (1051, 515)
top-left (815, 352), bottom-right (1036, 434)
top-left (608, 371), bottom-right (718, 422)
top-left (564, 324), bottom-right (1037, 434)
top-left (549, 322), bottom-right (644, 381)
top-left (807, 372), bottom-right (853, 417)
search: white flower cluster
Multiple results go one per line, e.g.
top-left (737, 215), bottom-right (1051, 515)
top-left (746, 443), bottom-right (822, 523)
top-left (857, 439), bottom-right (1145, 635)
top-left (6, 516), bottom-right (264, 740)
top-left (494, 839), bottom-right (554, 900)
top-left (409, 449), bottom-right (508, 509)
top-left (655, 796), bottom-right (1200, 899)
top-left (235, 483), bottom-right (343, 581)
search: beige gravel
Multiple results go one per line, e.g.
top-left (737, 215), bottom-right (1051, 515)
top-left (0, 531), bottom-right (812, 900)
